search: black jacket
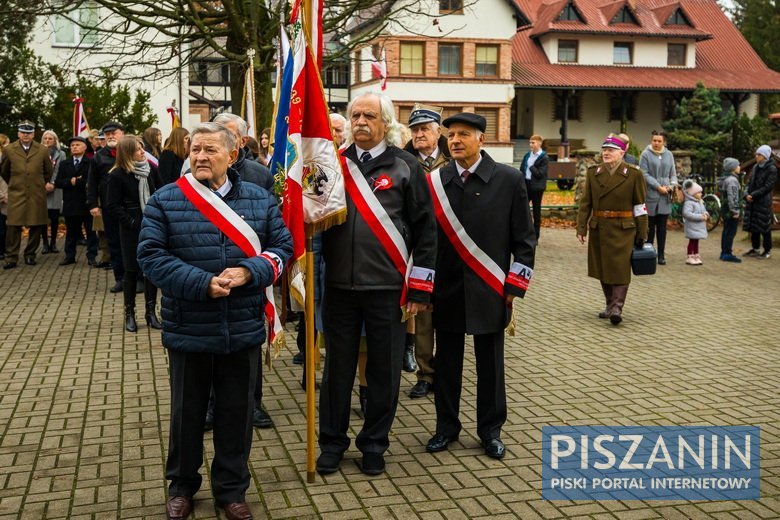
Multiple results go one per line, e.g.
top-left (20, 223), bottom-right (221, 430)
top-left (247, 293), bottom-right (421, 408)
top-left (86, 146), bottom-right (116, 209)
top-left (158, 150), bottom-right (184, 185)
top-left (235, 148), bottom-right (274, 192)
top-left (105, 165), bottom-right (162, 230)
top-left (743, 158), bottom-right (778, 234)
top-left (322, 144), bottom-right (437, 303)
top-left (520, 151), bottom-right (549, 192)
top-left (432, 151), bottom-right (537, 334)
top-left (54, 155), bottom-right (92, 216)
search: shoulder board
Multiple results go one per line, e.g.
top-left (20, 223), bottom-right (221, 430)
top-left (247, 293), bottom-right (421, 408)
top-left (625, 163), bottom-right (642, 173)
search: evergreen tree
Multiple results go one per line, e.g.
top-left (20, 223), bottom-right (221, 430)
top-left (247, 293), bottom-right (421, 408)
top-left (662, 82), bottom-right (735, 177)
top-left (731, 0), bottom-right (780, 113)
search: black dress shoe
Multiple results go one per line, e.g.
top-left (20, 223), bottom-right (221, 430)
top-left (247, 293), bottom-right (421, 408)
top-left (24, 257), bottom-right (36, 266)
top-left (109, 280), bottom-right (123, 293)
top-left (402, 343), bottom-right (416, 372)
top-left (87, 258), bottom-right (98, 267)
top-left (252, 406), bottom-right (273, 428)
top-left (59, 258), bottom-right (76, 266)
top-left (358, 452), bottom-right (385, 476)
top-left (165, 495), bottom-right (193, 520)
top-left (292, 352), bottom-right (304, 364)
top-left (657, 256), bottom-right (666, 265)
top-left (3, 262), bottom-right (17, 270)
top-left (409, 380), bottom-right (433, 398)
top-left (316, 451), bottom-right (343, 475)
top-left (41, 244), bottom-right (50, 254)
top-left (426, 433), bottom-right (457, 453)
top-left (95, 261), bottom-right (112, 269)
top-left (482, 438), bottom-right (506, 459)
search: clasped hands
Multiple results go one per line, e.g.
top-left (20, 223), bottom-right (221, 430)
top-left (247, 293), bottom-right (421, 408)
top-left (207, 267), bottom-right (252, 298)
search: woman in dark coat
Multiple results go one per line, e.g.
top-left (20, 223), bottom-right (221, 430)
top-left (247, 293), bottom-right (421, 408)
top-left (742, 145), bottom-right (778, 258)
top-left (158, 128), bottom-right (189, 185)
top-left (106, 135), bottom-right (162, 332)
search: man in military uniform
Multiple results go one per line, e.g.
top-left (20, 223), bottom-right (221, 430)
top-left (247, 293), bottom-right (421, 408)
top-left (576, 135), bottom-right (648, 325)
top-left (1, 121), bottom-right (53, 269)
top-left (402, 104), bottom-right (451, 397)
top-left (425, 113), bottom-right (536, 460)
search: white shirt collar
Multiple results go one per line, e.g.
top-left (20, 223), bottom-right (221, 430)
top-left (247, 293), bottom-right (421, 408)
top-left (455, 154), bottom-right (483, 177)
top-left (419, 148), bottom-right (439, 162)
top-left (355, 141), bottom-right (388, 161)
top-left (213, 177), bottom-right (232, 197)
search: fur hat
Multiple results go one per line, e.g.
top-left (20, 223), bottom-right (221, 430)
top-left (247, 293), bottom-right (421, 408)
top-left (683, 179), bottom-right (702, 196)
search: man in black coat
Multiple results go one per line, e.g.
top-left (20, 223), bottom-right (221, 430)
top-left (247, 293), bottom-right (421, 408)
top-left (213, 113), bottom-right (274, 193)
top-left (317, 92), bottom-right (437, 476)
top-left (55, 136), bottom-right (97, 265)
top-left (87, 121), bottom-right (125, 292)
top-left (425, 113), bottom-right (536, 460)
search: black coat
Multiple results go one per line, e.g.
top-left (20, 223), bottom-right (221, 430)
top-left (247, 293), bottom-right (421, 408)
top-left (743, 159), bottom-right (778, 234)
top-left (432, 152), bottom-right (537, 334)
top-left (54, 155), bottom-right (92, 216)
top-left (106, 166), bottom-right (161, 271)
top-left (235, 148), bottom-right (274, 192)
top-left (322, 144), bottom-right (437, 303)
top-left (520, 151), bottom-right (549, 192)
top-left (158, 150), bottom-right (184, 185)
top-left (86, 146), bottom-right (116, 209)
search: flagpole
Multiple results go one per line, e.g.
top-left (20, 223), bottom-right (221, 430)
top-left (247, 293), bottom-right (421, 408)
top-left (304, 224), bottom-right (316, 483)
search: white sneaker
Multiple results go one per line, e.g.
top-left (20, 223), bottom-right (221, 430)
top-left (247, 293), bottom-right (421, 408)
top-left (686, 254), bottom-right (696, 265)
top-left (694, 254), bottom-right (703, 265)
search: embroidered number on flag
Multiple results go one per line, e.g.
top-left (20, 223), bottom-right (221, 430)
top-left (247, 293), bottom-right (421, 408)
top-left (506, 262), bottom-right (533, 291)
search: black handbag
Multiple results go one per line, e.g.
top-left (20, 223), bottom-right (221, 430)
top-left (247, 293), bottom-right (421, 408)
top-left (631, 243), bottom-right (657, 275)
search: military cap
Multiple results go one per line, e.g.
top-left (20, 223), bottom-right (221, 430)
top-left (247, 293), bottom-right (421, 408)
top-left (601, 135), bottom-right (628, 151)
top-left (18, 121), bottom-right (35, 133)
top-left (101, 121), bottom-right (124, 133)
top-left (408, 103), bottom-right (443, 127)
top-left (442, 112), bottom-right (486, 133)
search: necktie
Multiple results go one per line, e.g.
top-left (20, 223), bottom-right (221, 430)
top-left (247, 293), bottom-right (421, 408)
top-left (424, 156), bottom-right (434, 169)
top-left (461, 170), bottom-right (471, 182)
top-left (360, 151), bottom-right (372, 163)
top-left (74, 159), bottom-right (79, 166)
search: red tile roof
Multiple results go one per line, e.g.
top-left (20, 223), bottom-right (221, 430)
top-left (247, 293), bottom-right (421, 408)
top-left (512, 0), bottom-right (780, 92)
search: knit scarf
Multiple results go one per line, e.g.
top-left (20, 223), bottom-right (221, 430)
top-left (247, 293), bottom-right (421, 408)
top-left (133, 160), bottom-right (151, 212)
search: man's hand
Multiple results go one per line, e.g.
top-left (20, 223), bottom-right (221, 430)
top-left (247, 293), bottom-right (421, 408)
top-left (406, 301), bottom-right (429, 316)
top-left (90, 207), bottom-right (101, 217)
top-left (577, 234), bottom-right (586, 244)
top-left (505, 294), bottom-right (516, 305)
top-left (45, 182), bottom-right (55, 193)
top-left (746, 194), bottom-right (753, 203)
top-left (218, 267), bottom-right (252, 288)
top-left (70, 177), bottom-right (78, 186)
top-left (207, 276), bottom-right (232, 298)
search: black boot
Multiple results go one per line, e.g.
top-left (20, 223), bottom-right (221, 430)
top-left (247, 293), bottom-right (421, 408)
top-left (145, 302), bottom-right (162, 329)
top-left (124, 305), bottom-right (138, 332)
top-left (403, 334), bottom-right (417, 373)
top-left (41, 242), bottom-right (50, 254)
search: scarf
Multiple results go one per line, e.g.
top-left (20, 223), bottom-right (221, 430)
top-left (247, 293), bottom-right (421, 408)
top-left (133, 160), bottom-right (151, 212)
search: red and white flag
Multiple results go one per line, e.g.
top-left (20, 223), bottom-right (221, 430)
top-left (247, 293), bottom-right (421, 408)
top-left (72, 97), bottom-right (90, 138)
top-left (282, 26), bottom-right (347, 308)
top-left (371, 48), bottom-right (387, 91)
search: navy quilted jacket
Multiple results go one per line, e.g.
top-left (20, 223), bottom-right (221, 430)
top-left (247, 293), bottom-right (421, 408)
top-left (137, 169), bottom-right (292, 354)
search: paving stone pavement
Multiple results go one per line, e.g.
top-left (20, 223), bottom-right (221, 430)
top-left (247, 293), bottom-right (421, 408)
top-left (0, 227), bottom-right (778, 520)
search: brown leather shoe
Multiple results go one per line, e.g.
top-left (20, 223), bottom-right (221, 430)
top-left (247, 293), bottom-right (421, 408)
top-left (223, 502), bottom-right (253, 520)
top-left (165, 496), bottom-right (193, 520)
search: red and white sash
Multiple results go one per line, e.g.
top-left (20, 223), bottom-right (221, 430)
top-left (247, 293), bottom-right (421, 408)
top-left (427, 168), bottom-right (533, 297)
top-left (176, 173), bottom-right (283, 344)
top-left (339, 155), bottom-right (434, 304)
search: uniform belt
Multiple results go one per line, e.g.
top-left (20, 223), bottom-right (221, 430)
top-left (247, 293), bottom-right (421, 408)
top-left (593, 210), bottom-right (633, 218)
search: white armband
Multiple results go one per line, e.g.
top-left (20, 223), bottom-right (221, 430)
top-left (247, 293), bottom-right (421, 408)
top-left (633, 203), bottom-right (648, 217)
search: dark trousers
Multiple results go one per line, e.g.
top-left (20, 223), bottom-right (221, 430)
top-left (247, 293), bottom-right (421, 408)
top-left (102, 211), bottom-right (124, 281)
top-left (166, 345), bottom-right (259, 504)
top-left (526, 183), bottom-right (544, 239)
top-left (721, 217), bottom-right (738, 255)
top-left (64, 215), bottom-right (97, 261)
top-left (751, 231), bottom-right (772, 252)
top-left (43, 209), bottom-right (60, 245)
top-left (434, 330), bottom-right (506, 441)
top-left (319, 287), bottom-right (405, 455)
top-left (0, 214), bottom-right (6, 256)
top-left (5, 225), bottom-right (42, 263)
top-left (647, 214), bottom-right (669, 256)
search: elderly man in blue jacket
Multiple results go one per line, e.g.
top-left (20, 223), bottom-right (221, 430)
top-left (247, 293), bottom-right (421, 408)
top-left (138, 122), bottom-right (292, 520)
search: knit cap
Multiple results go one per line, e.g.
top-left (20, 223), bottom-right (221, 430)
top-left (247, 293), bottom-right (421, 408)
top-left (756, 145), bottom-right (772, 160)
top-left (722, 157), bottom-right (739, 173)
top-left (684, 179), bottom-right (702, 196)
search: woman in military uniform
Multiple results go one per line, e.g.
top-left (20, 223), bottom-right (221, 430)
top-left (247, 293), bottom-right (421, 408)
top-left (576, 135), bottom-right (648, 325)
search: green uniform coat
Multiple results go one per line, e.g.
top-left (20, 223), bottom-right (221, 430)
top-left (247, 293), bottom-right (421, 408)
top-left (576, 161), bottom-right (648, 285)
top-left (0, 141), bottom-right (53, 226)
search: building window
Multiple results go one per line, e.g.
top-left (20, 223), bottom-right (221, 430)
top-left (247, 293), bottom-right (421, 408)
top-left (557, 1), bottom-right (584, 22)
top-left (554, 93), bottom-right (581, 121)
top-left (400, 42), bottom-right (424, 75)
top-left (475, 45), bottom-right (499, 77)
top-left (611, 6), bottom-right (638, 24)
top-left (558, 40), bottom-right (578, 63)
top-left (667, 43), bottom-right (686, 66)
top-left (438, 44), bottom-right (462, 76)
top-left (439, 0), bottom-right (463, 14)
top-left (613, 42), bottom-right (633, 64)
top-left (189, 60), bottom-right (230, 86)
top-left (662, 95), bottom-right (679, 121)
top-left (53, 3), bottom-right (99, 46)
top-left (474, 108), bottom-right (498, 140)
top-left (608, 93), bottom-right (636, 121)
top-left (324, 61), bottom-right (350, 88)
top-left (665, 8), bottom-right (691, 26)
